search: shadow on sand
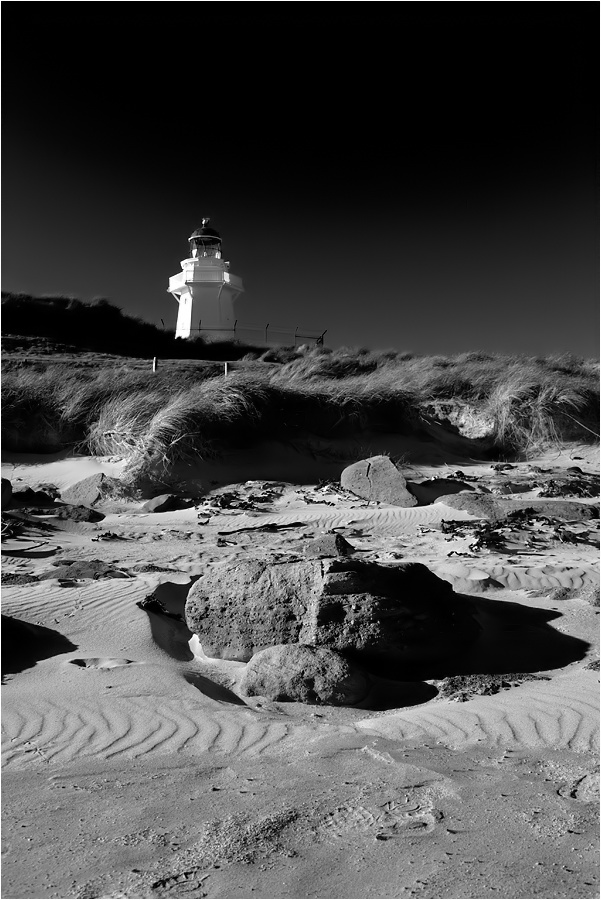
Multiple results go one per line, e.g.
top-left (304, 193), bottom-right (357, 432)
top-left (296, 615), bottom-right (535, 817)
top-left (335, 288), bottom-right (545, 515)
top-left (1, 615), bottom-right (78, 682)
top-left (362, 593), bottom-right (590, 683)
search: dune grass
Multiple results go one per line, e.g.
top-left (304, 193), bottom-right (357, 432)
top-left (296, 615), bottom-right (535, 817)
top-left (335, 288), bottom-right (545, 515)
top-left (2, 347), bottom-right (598, 481)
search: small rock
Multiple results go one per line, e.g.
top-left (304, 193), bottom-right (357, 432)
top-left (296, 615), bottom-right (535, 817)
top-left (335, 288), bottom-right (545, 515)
top-left (239, 644), bottom-right (371, 705)
top-left (1, 572), bottom-right (40, 586)
top-left (11, 485), bottom-right (57, 507)
top-left (435, 493), bottom-right (500, 519)
top-left (141, 494), bottom-right (195, 513)
top-left (434, 672), bottom-right (548, 702)
top-left (36, 483), bottom-right (61, 500)
top-left (41, 559), bottom-right (129, 580)
top-left (494, 481), bottom-right (535, 495)
top-left (60, 473), bottom-right (108, 508)
top-left (54, 505), bottom-right (105, 523)
top-left (302, 533), bottom-right (356, 558)
top-left (340, 456), bottom-right (417, 507)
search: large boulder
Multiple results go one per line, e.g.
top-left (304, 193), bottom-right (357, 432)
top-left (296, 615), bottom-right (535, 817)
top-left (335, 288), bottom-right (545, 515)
top-left (340, 456), bottom-right (417, 507)
top-left (239, 644), bottom-right (370, 705)
top-left (185, 558), bottom-right (478, 666)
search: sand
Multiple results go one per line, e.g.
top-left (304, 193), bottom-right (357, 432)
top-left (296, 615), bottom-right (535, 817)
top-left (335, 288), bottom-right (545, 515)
top-left (1, 441), bottom-right (599, 899)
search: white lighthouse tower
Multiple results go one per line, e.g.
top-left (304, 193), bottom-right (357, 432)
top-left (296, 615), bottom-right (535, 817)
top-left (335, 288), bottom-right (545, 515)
top-left (168, 219), bottom-right (244, 340)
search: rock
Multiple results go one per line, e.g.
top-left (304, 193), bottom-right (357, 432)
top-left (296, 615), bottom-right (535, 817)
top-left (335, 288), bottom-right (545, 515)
top-left (36, 483), bottom-right (61, 500)
top-left (407, 478), bottom-right (476, 505)
top-left (53, 505), bottom-right (105, 523)
top-left (302, 533), bottom-right (356, 558)
top-left (11, 485), bottom-right (57, 507)
top-left (142, 494), bottom-right (183, 513)
top-left (436, 494), bottom-right (599, 522)
top-left (1, 572), bottom-right (40, 586)
top-left (340, 456), bottom-right (417, 507)
top-left (549, 582), bottom-right (600, 607)
top-left (434, 672), bottom-right (549, 702)
top-left (41, 559), bottom-right (129, 580)
top-left (60, 473), bottom-right (108, 508)
top-left (435, 492), bottom-right (501, 519)
top-left (185, 558), bottom-right (478, 665)
top-left (492, 481), bottom-right (535, 495)
top-left (1, 478), bottom-right (12, 509)
top-left (239, 644), bottom-right (370, 705)
top-left (507, 500), bottom-right (599, 520)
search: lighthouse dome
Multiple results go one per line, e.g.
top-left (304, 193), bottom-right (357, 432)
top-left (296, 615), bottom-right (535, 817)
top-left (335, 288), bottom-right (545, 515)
top-left (188, 218), bottom-right (221, 242)
top-left (188, 217), bottom-right (222, 259)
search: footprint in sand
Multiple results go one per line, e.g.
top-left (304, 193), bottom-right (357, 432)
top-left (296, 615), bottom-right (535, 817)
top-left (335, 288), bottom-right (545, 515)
top-left (321, 804), bottom-right (377, 836)
top-left (68, 657), bottom-right (140, 669)
top-left (320, 798), bottom-right (441, 840)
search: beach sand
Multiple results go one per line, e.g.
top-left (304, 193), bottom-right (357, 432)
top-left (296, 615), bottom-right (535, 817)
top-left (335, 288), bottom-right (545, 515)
top-left (1, 441), bottom-right (599, 899)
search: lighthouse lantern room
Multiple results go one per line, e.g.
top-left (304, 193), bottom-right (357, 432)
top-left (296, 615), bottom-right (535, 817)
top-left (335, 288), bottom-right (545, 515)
top-left (168, 218), bottom-right (244, 340)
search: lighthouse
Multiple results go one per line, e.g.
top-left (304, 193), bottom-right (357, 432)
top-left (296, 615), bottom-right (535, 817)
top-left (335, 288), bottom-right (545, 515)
top-left (168, 219), bottom-right (244, 340)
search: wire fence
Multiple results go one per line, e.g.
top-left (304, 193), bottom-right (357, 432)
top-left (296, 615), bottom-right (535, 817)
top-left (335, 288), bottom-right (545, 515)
top-left (189, 321), bottom-right (327, 347)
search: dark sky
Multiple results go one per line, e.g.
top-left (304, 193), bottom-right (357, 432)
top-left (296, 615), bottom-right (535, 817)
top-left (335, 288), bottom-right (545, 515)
top-left (3, 3), bottom-right (599, 356)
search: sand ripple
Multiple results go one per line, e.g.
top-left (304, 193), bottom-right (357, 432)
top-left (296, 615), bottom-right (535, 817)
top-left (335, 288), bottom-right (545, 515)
top-left (1, 696), bottom-right (291, 768)
top-left (436, 562), bottom-right (599, 593)
top-left (1, 580), bottom-right (150, 627)
top-left (356, 672), bottom-right (599, 752)
top-left (211, 502), bottom-right (474, 536)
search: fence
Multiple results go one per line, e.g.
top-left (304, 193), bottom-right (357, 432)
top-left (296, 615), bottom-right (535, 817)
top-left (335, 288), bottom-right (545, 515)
top-left (188, 321), bottom-right (327, 347)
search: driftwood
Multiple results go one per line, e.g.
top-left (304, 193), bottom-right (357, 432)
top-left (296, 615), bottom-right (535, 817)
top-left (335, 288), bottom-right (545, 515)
top-left (217, 521), bottom-right (305, 536)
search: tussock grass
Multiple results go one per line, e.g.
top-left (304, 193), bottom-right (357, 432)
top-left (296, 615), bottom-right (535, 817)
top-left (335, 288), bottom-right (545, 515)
top-left (86, 375), bottom-right (418, 482)
top-left (2, 347), bottom-right (598, 479)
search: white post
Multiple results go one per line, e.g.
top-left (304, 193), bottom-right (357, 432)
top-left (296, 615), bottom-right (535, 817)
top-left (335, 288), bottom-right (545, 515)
top-left (224, 362), bottom-right (229, 377)
top-left (152, 357), bottom-right (158, 372)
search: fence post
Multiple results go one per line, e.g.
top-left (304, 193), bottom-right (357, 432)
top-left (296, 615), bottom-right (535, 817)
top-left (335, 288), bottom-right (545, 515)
top-left (152, 357), bottom-right (158, 372)
top-left (224, 362), bottom-right (228, 377)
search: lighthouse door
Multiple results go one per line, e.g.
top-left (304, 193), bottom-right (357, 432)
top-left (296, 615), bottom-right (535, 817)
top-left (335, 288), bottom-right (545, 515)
top-left (175, 291), bottom-right (193, 339)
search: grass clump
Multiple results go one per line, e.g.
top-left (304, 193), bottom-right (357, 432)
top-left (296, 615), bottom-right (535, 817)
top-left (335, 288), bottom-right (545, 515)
top-left (1, 345), bottom-right (598, 480)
